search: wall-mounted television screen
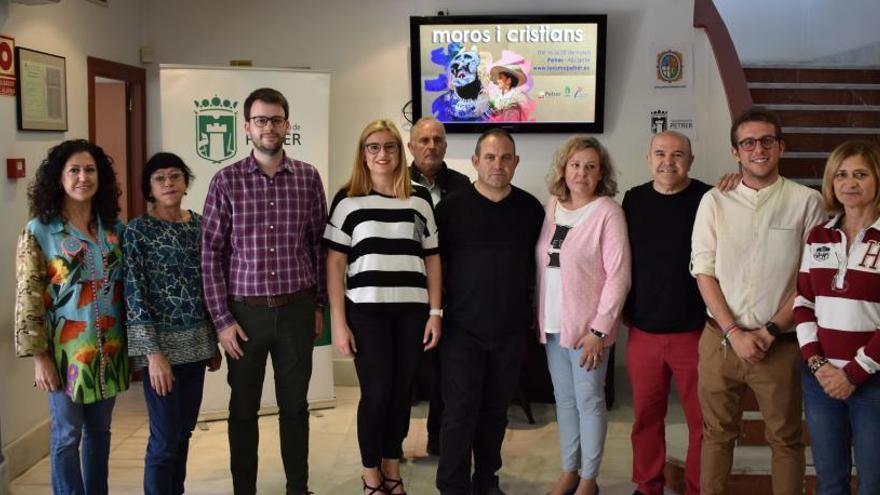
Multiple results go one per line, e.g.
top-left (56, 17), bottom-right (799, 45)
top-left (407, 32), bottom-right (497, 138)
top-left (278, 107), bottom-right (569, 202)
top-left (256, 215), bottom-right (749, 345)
top-left (410, 14), bottom-right (607, 134)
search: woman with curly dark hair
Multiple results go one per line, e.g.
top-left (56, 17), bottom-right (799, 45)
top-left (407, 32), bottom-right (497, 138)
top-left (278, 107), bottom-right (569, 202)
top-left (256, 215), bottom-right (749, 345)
top-left (14, 139), bottom-right (128, 495)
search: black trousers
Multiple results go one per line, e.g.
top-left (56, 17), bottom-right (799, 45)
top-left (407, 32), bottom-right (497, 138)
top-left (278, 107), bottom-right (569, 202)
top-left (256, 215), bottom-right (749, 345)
top-left (426, 347), bottom-right (444, 445)
top-left (436, 327), bottom-right (526, 494)
top-left (347, 301), bottom-right (428, 467)
top-left (227, 296), bottom-right (315, 495)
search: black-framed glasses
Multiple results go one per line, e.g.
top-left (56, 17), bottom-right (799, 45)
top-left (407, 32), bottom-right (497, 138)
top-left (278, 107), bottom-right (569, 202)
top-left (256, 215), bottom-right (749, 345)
top-left (249, 116), bottom-right (287, 128)
top-left (150, 171), bottom-right (186, 184)
top-left (737, 135), bottom-right (780, 151)
top-left (364, 142), bottom-right (400, 155)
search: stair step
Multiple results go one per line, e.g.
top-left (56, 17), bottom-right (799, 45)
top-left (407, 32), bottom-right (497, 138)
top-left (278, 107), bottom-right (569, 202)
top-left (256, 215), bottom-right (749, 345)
top-left (744, 67), bottom-right (880, 84)
top-left (741, 387), bottom-right (759, 411)
top-left (774, 109), bottom-right (880, 127)
top-left (784, 151), bottom-right (831, 159)
top-left (739, 413), bottom-right (810, 446)
top-left (780, 157), bottom-right (827, 179)
top-left (794, 178), bottom-right (823, 188)
top-left (664, 459), bottom-right (856, 495)
top-left (783, 126), bottom-right (880, 134)
top-left (764, 104), bottom-right (880, 112)
top-left (664, 423), bottom-right (855, 494)
top-left (666, 424), bottom-right (815, 473)
top-left (749, 82), bottom-right (880, 90)
top-left (752, 88), bottom-right (880, 106)
top-left (784, 132), bottom-right (880, 152)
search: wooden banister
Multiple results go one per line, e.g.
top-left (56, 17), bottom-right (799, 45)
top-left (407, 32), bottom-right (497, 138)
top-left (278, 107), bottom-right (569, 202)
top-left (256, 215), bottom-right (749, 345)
top-left (693, 0), bottom-right (753, 117)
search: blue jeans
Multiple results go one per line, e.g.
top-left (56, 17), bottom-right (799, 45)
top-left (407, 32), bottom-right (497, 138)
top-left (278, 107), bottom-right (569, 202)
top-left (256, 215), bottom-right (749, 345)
top-left (545, 333), bottom-right (609, 478)
top-left (47, 392), bottom-right (116, 495)
top-left (142, 360), bottom-right (207, 495)
top-left (802, 364), bottom-right (880, 494)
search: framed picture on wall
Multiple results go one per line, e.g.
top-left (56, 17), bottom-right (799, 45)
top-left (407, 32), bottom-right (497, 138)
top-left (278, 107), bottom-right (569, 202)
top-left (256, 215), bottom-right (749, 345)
top-left (15, 47), bottom-right (68, 131)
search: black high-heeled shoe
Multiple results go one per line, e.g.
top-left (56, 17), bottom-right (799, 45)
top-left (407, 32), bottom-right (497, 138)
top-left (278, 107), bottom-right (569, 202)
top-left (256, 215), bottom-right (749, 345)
top-left (361, 475), bottom-right (386, 495)
top-left (383, 475), bottom-right (407, 495)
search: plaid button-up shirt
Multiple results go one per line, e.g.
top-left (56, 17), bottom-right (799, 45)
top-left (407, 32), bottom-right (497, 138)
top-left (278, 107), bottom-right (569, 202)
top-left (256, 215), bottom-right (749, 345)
top-left (201, 152), bottom-right (328, 331)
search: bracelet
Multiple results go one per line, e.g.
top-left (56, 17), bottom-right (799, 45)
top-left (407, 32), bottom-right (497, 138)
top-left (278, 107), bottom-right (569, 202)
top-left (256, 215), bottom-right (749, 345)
top-left (429, 308), bottom-right (443, 317)
top-left (590, 328), bottom-right (607, 339)
top-left (809, 357), bottom-right (829, 375)
top-left (721, 322), bottom-right (738, 335)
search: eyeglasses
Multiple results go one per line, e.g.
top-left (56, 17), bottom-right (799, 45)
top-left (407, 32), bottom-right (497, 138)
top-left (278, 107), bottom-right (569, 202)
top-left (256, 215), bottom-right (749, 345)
top-left (737, 135), bottom-right (780, 151)
top-left (249, 116), bottom-right (287, 128)
top-left (150, 171), bottom-right (186, 184)
top-left (364, 142), bottom-right (400, 155)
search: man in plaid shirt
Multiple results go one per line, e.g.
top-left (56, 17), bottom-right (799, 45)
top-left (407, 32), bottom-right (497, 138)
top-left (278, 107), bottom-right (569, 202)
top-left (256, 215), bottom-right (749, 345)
top-left (201, 87), bottom-right (327, 495)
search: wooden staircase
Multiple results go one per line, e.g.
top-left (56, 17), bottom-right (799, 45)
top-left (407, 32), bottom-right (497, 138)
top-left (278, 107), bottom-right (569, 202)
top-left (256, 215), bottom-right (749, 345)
top-left (686, 4), bottom-right (870, 492)
top-left (744, 66), bottom-right (880, 184)
top-left (664, 387), bottom-right (858, 494)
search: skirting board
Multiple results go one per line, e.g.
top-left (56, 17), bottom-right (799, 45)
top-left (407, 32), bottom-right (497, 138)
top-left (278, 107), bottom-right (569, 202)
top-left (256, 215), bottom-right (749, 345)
top-left (0, 458), bottom-right (9, 495)
top-left (3, 419), bottom-right (50, 480)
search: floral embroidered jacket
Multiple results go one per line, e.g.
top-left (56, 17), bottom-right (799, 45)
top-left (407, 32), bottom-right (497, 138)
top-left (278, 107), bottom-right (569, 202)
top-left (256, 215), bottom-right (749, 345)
top-left (15, 216), bottom-right (129, 403)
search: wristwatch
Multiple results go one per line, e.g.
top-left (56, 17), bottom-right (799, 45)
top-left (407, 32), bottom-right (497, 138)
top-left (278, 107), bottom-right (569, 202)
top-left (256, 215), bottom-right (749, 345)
top-left (765, 320), bottom-right (782, 338)
top-left (590, 328), bottom-right (607, 339)
top-left (809, 356), bottom-right (829, 374)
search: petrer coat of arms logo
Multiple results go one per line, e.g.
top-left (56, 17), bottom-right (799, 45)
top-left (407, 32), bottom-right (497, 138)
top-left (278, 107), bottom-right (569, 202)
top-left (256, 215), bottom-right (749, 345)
top-left (656, 50), bottom-right (684, 84)
top-left (650, 110), bottom-right (669, 134)
top-left (194, 96), bottom-right (238, 164)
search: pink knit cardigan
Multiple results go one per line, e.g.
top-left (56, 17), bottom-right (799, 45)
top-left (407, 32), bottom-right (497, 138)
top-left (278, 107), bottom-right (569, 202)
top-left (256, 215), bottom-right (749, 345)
top-left (535, 196), bottom-right (631, 349)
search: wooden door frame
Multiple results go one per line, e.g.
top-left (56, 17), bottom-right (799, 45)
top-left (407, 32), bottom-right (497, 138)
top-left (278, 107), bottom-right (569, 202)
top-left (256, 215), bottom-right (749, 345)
top-left (87, 56), bottom-right (147, 219)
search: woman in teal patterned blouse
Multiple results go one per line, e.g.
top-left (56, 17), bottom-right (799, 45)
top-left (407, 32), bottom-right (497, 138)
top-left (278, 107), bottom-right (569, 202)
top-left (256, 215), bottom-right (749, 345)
top-left (124, 152), bottom-right (220, 495)
top-left (15, 139), bottom-right (128, 495)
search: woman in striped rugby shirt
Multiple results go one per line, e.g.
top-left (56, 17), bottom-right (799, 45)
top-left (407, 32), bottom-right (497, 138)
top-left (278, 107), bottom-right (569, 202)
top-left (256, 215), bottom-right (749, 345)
top-left (794, 139), bottom-right (880, 494)
top-left (325, 119), bottom-right (442, 495)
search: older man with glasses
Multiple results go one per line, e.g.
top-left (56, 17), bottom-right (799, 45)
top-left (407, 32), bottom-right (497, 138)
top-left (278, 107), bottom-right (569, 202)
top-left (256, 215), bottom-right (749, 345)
top-left (690, 107), bottom-right (826, 495)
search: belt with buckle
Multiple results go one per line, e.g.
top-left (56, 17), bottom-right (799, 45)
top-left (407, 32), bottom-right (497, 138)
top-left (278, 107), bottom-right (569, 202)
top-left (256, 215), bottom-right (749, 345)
top-left (230, 289), bottom-right (312, 308)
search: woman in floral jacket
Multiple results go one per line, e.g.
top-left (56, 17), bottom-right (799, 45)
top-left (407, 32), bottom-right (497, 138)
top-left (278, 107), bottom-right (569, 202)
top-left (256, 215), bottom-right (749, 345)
top-left (14, 139), bottom-right (127, 495)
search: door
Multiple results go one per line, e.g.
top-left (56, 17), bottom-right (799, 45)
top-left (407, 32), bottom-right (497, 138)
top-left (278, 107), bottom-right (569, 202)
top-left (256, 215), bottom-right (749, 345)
top-left (88, 57), bottom-right (146, 221)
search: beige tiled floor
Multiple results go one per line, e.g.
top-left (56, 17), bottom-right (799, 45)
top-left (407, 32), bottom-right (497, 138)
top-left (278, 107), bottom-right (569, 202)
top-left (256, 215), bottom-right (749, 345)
top-left (12, 381), bottom-right (687, 494)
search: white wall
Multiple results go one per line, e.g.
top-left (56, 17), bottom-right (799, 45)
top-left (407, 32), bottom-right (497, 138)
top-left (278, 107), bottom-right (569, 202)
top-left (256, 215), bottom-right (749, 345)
top-left (141, 0), bottom-right (736, 204)
top-left (716, 0), bottom-right (880, 65)
top-left (0, 0), bottom-right (742, 477)
top-left (140, 0), bottom-right (737, 394)
top-left (0, 0), bottom-right (145, 477)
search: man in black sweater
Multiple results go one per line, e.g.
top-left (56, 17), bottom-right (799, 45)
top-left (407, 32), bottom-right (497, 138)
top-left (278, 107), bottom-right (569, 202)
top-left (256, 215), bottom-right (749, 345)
top-left (435, 128), bottom-right (544, 495)
top-left (407, 116), bottom-right (471, 457)
top-left (622, 130), bottom-right (710, 495)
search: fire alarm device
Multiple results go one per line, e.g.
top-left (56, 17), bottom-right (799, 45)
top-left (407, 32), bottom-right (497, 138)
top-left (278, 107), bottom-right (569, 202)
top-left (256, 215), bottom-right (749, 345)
top-left (7, 158), bottom-right (25, 179)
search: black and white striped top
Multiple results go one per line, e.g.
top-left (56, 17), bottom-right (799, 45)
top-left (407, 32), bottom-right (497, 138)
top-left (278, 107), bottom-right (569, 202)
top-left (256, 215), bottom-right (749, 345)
top-left (324, 186), bottom-right (438, 306)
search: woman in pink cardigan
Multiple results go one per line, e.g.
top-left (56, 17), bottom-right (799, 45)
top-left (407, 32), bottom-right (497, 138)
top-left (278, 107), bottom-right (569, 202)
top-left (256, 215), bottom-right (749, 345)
top-left (536, 136), bottom-right (631, 495)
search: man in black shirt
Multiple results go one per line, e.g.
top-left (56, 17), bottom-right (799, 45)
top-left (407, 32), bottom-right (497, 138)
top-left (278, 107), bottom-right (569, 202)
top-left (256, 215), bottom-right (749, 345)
top-left (435, 128), bottom-right (544, 495)
top-left (407, 116), bottom-right (471, 456)
top-left (622, 130), bottom-right (710, 495)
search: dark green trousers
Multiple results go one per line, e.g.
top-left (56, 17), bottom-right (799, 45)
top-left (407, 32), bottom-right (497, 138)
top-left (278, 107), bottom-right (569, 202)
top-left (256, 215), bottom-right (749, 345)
top-left (227, 296), bottom-right (315, 494)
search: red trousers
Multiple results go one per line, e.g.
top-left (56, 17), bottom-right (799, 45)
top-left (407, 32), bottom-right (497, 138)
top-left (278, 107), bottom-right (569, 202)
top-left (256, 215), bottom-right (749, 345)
top-left (626, 326), bottom-right (702, 495)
